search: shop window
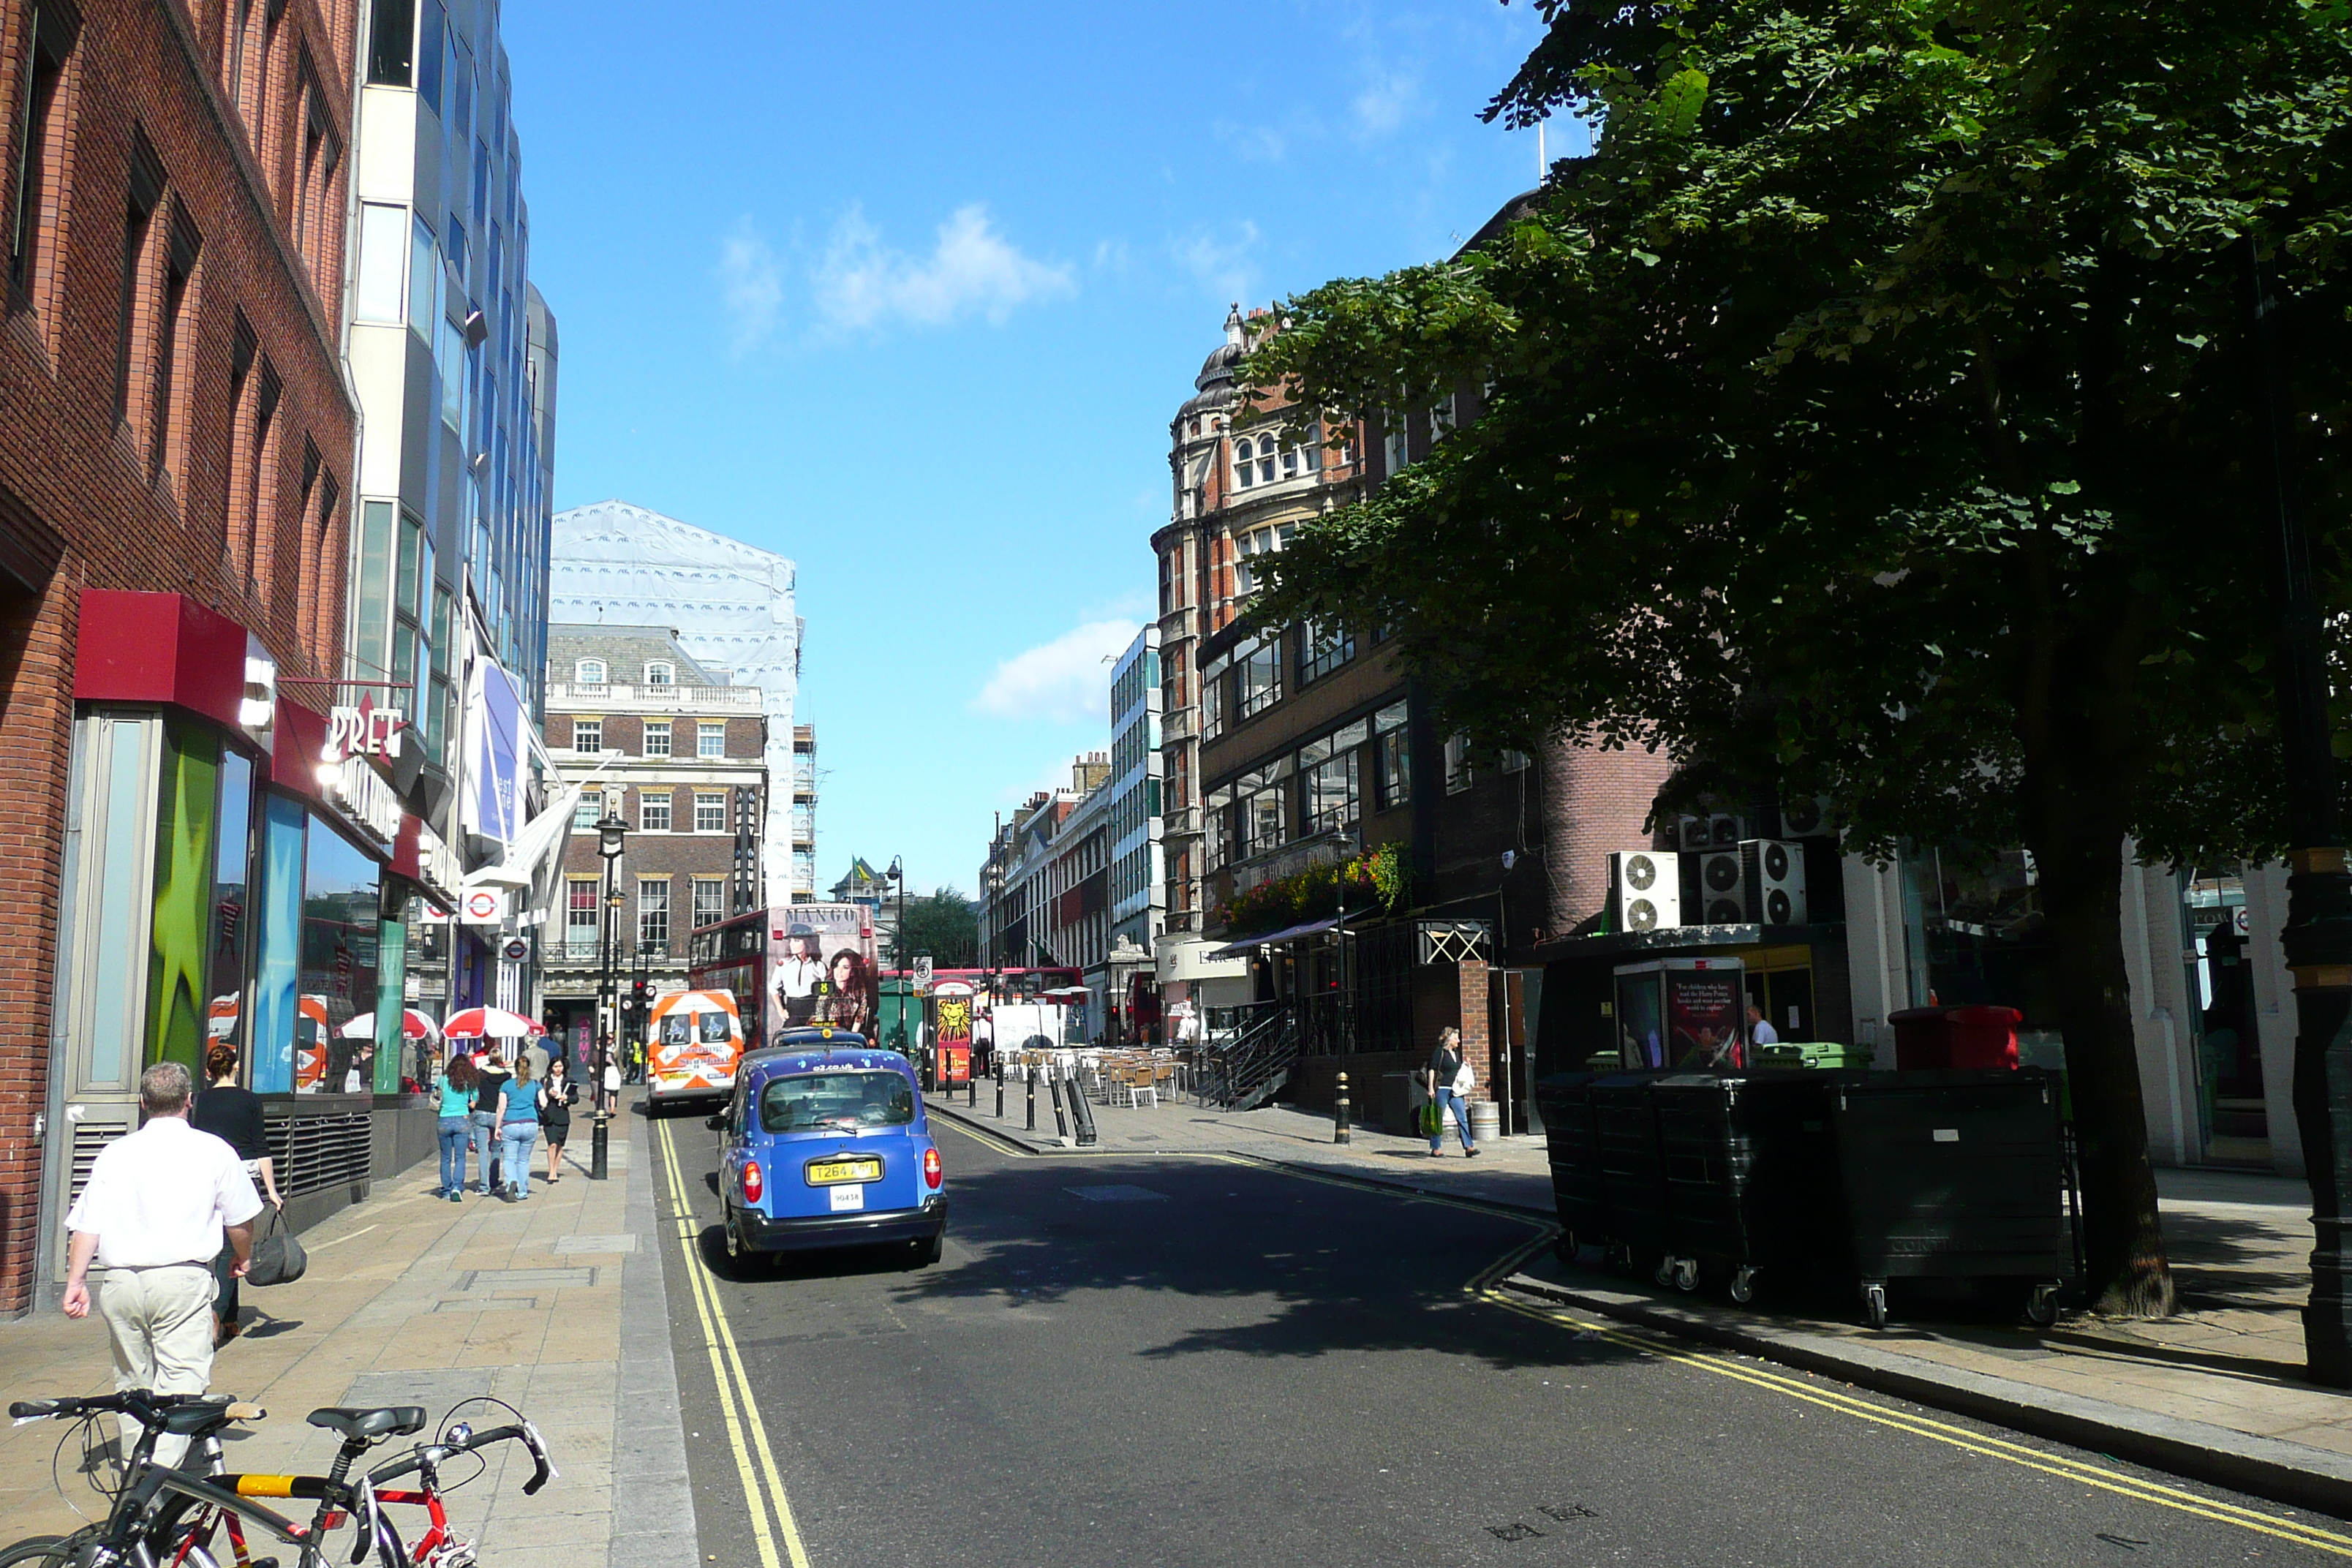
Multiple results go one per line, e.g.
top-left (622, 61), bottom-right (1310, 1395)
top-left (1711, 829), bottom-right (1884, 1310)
top-left (572, 718), bottom-right (600, 753)
top-left (698, 721), bottom-right (726, 758)
top-left (696, 792), bottom-right (727, 833)
top-left (205, 746), bottom-right (257, 1076)
top-left (643, 719), bottom-right (671, 757)
top-left (639, 790), bottom-right (671, 832)
top-left (296, 816), bottom-right (380, 1094)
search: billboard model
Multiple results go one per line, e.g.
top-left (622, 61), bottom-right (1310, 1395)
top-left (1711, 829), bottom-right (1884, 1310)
top-left (765, 902), bottom-right (879, 1045)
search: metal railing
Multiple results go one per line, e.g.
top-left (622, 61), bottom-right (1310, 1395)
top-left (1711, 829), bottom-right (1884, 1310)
top-left (1194, 1003), bottom-right (1299, 1112)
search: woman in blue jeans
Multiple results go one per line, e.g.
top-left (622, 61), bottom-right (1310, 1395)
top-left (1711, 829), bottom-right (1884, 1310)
top-left (497, 1058), bottom-right (543, 1200)
top-left (1425, 1026), bottom-right (1480, 1158)
top-left (434, 1054), bottom-right (479, 1200)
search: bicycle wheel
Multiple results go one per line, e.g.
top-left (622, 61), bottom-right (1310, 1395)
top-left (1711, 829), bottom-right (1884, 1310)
top-left (0, 1527), bottom-right (99, 1567)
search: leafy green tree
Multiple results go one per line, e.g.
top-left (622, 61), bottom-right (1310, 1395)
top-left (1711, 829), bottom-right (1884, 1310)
top-left (1244, 0), bottom-right (2352, 1313)
top-left (893, 888), bottom-right (980, 970)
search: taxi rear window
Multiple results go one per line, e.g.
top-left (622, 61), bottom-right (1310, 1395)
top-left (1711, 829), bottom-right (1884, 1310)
top-left (759, 1070), bottom-right (914, 1134)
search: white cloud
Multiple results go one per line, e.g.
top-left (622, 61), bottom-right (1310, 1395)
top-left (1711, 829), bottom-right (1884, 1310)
top-left (716, 220), bottom-right (783, 353)
top-left (1171, 222), bottom-right (1261, 304)
top-left (1352, 64), bottom-right (1420, 138)
top-left (814, 203), bottom-right (1074, 334)
top-left (970, 619), bottom-right (1141, 724)
top-left (1214, 118), bottom-right (1291, 162)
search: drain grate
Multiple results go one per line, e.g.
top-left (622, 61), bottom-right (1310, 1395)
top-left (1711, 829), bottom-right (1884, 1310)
top-left (1486, 1523), bottom-right (1544, 1541)
top-left (1063, 1185), bottom-right (1167, 1203)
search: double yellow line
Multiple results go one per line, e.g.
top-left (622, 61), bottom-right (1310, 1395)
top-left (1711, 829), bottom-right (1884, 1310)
top-left (655, 1117), bottom-right (812, 1568)
top-left (943, 1110), bottom-right (2352, 1557)
top-left (1469, 1232), bottom-right (2352, 1558)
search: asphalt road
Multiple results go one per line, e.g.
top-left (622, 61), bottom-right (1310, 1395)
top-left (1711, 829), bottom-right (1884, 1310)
top-left (649, 1109), bottom-right (2347, 1568)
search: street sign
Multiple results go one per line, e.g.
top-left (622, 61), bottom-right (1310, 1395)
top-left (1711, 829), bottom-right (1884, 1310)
top-left (913, 956), bottom-right (934, 989)
top-left (502, 938), bottom-right (529, 960)
top-left (461, 888), bottom-right (507, 925)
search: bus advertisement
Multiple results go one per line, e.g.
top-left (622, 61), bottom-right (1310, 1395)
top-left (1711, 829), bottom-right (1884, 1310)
top-left (766, 902), bottom-right (879, 1044)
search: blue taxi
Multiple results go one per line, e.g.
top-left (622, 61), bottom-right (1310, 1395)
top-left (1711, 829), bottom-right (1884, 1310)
top-left (709, 1030), bottom-right (947, 1266)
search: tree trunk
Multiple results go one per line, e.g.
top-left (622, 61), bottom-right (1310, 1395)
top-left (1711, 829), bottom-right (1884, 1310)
top-left (2024, 812), bottom-right (2177, 1316)
top-left (2013, 572), bottom-right (2177, 1317)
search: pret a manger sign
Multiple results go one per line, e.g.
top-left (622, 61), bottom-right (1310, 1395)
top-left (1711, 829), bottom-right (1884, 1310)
top-left (317, 699), bottom-right (406, 847)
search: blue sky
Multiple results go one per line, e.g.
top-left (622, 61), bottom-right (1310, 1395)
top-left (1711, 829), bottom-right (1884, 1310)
top-left (505, 1), bottom-right (1577, 897)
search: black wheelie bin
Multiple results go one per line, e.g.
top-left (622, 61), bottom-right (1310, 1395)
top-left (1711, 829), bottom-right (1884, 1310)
top-left (1651, 1071), bottom-right (1852, 1303)
top-left (1590, 1072), bottom-right (1673, 1278)
top-left (1534, 1073), bottom-right (1608, 1260)
top-left (1827, 1068), bottom-right (2071, 1328)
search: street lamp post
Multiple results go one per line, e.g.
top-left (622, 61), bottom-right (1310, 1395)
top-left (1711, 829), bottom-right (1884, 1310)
top-left (2246, 240), bottom-right (2352, 1383)
top-left (591, 810), bottom-right (627, 1181)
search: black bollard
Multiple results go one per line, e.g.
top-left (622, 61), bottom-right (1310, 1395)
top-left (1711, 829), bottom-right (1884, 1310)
top-left (968, 1070), bottom-right (977, 1108)
top-left (1049, 1069), bottom-right (1070, 1141)
top-left (1334, 1071), bottom-right (1352, 1145)
top-left (1066, 1072), bottom-right (1098, 1147)
top-left (1026, 1071), bottom-right (1037, 1131)
top-left (996, 1064), bottom-right (1005, 1118)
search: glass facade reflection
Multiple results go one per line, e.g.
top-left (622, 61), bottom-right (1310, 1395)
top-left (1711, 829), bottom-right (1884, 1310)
top-left (298, 817), bottom-right (381, 1093)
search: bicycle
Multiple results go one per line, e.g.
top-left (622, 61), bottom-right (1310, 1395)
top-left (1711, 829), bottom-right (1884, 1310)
top-left (4, 1392), bottom-right (554, 1568)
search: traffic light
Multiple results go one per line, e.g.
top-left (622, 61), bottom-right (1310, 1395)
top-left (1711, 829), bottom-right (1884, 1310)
top-left (631, 978), bottom-right (649, 1005)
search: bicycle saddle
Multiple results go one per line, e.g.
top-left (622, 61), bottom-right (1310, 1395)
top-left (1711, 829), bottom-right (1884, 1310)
top-left (163, 1396), bottom-right (266, 1435)
top-left (306, 1406), bottom-right (427, 1439)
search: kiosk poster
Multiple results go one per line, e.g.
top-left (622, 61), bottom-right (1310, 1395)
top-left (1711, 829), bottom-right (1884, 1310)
top-left (1617, 973), bottom-right (1667, 1068)
top-left (766, 902), bottom-right (878, 1044)
top-left (1667, 971), bottom-right (1744, 1068)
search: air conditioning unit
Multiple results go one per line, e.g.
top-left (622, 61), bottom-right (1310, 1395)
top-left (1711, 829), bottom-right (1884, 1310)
top-left (1743, 838), bottom-right (1809, 925)
top-left (1665, 813), bottom-right (1744, 851)
top-left (1777, 796), bottom-right (1835, 839)
top-left (1692, 845), bottom-right (1751, 924)
top-left (1607, 851), bottom-right (1681, 932)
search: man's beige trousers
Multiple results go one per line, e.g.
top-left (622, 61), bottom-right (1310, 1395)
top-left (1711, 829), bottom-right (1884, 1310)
top-left (97, 1262), bottom-right (217, 1468)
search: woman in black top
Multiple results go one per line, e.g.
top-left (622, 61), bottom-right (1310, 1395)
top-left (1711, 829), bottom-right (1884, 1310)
top-left (191, 1041), bottom-right (282, 1346)
top-left (472, 1049), bottom-right (513, 1193)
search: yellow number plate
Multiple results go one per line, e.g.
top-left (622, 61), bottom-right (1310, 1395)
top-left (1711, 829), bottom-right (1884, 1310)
top-left (805, 1157), bottom-right (881, 1186)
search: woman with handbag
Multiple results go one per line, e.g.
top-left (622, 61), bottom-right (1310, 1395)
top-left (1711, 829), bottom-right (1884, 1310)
top-left (538, 1058), bottom-right (579, 1185)
top-left (191, 1042), bottom-right (283, 1345)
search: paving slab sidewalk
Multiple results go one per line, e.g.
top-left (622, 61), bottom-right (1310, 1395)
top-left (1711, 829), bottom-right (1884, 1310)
top-left (932, 1086), bottom-right (2352, 1516)
top-left (0, 1096), bottom-right (696, 1568)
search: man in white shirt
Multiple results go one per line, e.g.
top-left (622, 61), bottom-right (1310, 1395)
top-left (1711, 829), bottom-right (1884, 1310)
top-left (63, 1061), bottom-right (263, 1466)
top-left (773, 929), bottom-right (823, 1028)
top-left (1747, 1003), bottom-right (1780, 1047)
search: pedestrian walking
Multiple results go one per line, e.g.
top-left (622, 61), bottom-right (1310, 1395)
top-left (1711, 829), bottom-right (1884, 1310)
top-left (189, 1044), bottom-right (282, 1346)
top-left (1424, 1026), bottom-right (1479, 1158)
top-left (1746, 1002), bottom-right (1779, 1047)
top-left (524, 1036), bottom-right (551, 1082)
top-left (538, 1058), bottom-right (578, 1185)
top-left (434, 1054), bottom-right (478, 1202)
top-left (497, 1058), bottom-right (542, 1200)
top-left (61, 1062), bottom-right (261, 1468)
top-left (472, 1048), bottom-right (511, 1194)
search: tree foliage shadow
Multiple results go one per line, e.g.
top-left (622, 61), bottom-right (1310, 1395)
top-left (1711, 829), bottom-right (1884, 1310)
top-left (881, 1153), bottom-right (1648, 1373)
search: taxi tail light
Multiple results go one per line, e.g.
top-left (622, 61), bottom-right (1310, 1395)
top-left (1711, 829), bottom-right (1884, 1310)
top-left (742, 1159), bottom-right (764, 1204)
top-left (922, 1147), bottom-right (943, 1190)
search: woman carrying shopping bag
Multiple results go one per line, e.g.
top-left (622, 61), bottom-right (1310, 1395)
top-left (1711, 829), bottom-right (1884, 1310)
top-left (1423, 1026), bottom-right (1479, 1158)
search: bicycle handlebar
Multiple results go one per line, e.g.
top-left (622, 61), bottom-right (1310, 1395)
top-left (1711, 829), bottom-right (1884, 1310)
top-left (10, 1393), bottom-right (265, 1426)
top-left (366, 1420), bottom-right (555, 1496)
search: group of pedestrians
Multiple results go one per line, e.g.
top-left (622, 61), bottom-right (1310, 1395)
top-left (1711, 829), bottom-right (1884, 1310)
top-left (430, 1045), bottom-right (579, 1202)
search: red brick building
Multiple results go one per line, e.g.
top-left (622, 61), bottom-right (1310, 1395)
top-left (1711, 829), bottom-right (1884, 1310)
top-left (539, 627), bottom-right (769, 1060)
top-left (0, 0), bottom-right (366, 1314)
